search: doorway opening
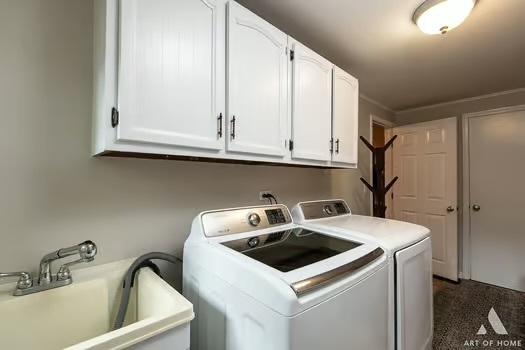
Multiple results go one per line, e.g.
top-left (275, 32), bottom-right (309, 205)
top-left (372, 123), bottom-right (385, 147)
top-left (369, 115), bottom-right (395, 218)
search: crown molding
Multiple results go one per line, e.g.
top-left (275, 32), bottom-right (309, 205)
top-left (396, 87), bottom-right (525, 115)
top-left (359, 93), bottom-right (395, 114)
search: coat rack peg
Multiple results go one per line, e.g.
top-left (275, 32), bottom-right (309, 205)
top-left (359, 135), bottom-right (398, 218)
top-left (360, 178), bottom-right (375, 193)
top-left (384, 176), bottom-right (399, 194)
top-left (359, 136), bottom-right (375, 152)
top-left (383, 135), bottom-right (397, 149)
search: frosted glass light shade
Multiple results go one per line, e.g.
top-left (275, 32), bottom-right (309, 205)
top-left (413, 0), bottom-right (476, 35)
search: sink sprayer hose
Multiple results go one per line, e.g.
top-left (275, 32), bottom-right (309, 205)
top-left (113, 252), bottom-right (182, 330)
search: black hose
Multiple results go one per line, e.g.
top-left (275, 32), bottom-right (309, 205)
top-left (113, 252), bottom-right (182, 330)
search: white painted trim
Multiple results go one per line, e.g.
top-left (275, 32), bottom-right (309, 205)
top-left (461, 104), bottom-right (525, 280)
top-left (360, 93), bottom-right (395, 114)
top-left (372, 114), bottom-right (396, 128)
top-left (369, 114), bottom-right (374, 216)
top-left (461, 114), bottom-right (471, 280)
top-left (397, 88), bottom-right (525, 114)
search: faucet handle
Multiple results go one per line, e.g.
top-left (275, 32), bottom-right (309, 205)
top-left (57, 256), bottom-right (96, 281)
top-left (0, 272), bottom-right (33, 290)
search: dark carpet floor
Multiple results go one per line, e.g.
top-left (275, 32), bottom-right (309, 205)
top-left (433, 278), bottom-right (525, 349)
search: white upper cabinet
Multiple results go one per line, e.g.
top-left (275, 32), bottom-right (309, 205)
top-left (226, 1), bottom-right (288, 157)
top-left (117, 0), bottom-right (225, 151)
top-left (93, 0), bottom-right (359, 168)
top-left (289, 38), bottom-right (333, 162)
top-left (332, 66), bottom-right (359, 166)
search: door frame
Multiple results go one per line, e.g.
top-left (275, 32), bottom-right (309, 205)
top-left (461, 104), bottom-right (525, 279)
top-left (369, 115), bottom-right (396, 215)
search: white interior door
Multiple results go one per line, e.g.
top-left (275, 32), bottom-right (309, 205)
top-left (468, 108), bottom-right (525, 292)
top-left (118, 0), bottom-right (224, 151)
top-left (226, 1), bottom-right (288, 157)
top-left (393, 117), bottom-right (458, 281)
top-left (290, 39), bottom-right (332, 162)
top-left (332, 67), bottom-right (359, 165)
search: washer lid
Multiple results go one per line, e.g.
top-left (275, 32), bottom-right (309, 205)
top-left (221, 227), bottom-right (384, 296)
top-left (222, 227), bottom-right (362, 272)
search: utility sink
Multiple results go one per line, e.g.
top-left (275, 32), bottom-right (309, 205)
top-left (0, 259), bottom-right (193, 350)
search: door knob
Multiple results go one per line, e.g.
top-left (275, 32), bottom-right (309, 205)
top-left (446, 206), bottom-right (455, 213)
top-left (472, 204), bottom-right (481, 212)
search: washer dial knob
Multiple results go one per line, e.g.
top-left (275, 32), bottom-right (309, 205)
top-left (248, 213), bottom-right (261, 226)
top-left (247, 237), bottom-right (260, 248)
top-left (323, 205), bottom-right (334, 215)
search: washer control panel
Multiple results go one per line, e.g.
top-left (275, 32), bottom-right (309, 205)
top-left (265, 208), bottom-right (287, 225)
top-left (201, 205), bottom-right (292, 237)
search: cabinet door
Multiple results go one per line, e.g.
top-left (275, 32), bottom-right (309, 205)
top-left (118, 0), bottom-right (224, 151)
top-left (332, 66), bottom-right (359, 165)
top-left (227, 1), bottom-right (288, 157)
top-left (290, 39), bottom-right (333, 162)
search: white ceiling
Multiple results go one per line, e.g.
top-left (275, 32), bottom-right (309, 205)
top-left (235, 0), bottom-right (525, 111)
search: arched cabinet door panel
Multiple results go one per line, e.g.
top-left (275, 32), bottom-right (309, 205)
top-left (290, 38), bottom-right (333, 163)
top-left (118, 0), bottom-right (225, 152)
top-left (226, 1), bottom-right (288, 158)
top-left (332, 66), bottom-right (359, 166)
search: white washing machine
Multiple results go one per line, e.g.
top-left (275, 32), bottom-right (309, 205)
top-left (291, 199), bottom-right (433, 350)
top-left (183, 204), bottom-right (390, 350)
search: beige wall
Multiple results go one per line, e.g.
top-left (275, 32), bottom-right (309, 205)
top-left (331, 98), bottom-right (395, 216)
top-left (0, 0), bottom-right (393, 281)
top-left (0, 0), bottom-right (331, 275)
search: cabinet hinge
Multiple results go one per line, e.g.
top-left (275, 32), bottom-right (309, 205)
top-left (290, 49), bottom-right (295, 61)
top-left (111, 107), bottom-right (119, 128)
top-left (289, 140), bottom-right (294, 151)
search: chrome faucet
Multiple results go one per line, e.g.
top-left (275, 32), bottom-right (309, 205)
top-left (39, 240), bottom-right (97, 284)
top-left (1, 240), bottom-right (97, 296)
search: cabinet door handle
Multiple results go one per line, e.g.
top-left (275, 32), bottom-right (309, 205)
top-left (335, 139), bottom-right (340, 154)
top-left (217, 113), bottom-right (223, 138)
top-left (329, 138), bottom-right (334, 153)
top-left (230, 116), bottom-right (236, 140)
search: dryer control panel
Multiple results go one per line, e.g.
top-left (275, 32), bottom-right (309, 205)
top-left (299, 200), bottom-right (350, 220)
top-left (201, 205), bottom-right (292, 237)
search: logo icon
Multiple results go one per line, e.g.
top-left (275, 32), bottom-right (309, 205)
top-left (477, 307), bottom-right (508, 335)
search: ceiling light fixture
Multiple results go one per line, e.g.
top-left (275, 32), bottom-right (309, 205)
top-left (413, 0), bottom-right (476, 35)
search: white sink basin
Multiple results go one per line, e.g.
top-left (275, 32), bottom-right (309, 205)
top-left (0, 259), bottom-right (193, 350)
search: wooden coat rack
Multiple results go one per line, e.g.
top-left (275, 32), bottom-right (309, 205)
top-left (360, 135), bottom-right (398, 218)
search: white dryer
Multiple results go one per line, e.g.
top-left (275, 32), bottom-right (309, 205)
top-left (183, 204), bottom-right (390, 350)
top-left (291, 199), bottom-right (433, 350)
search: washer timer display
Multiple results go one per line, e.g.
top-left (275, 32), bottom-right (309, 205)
top-left (265, 209), bottom-right (286, 225)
